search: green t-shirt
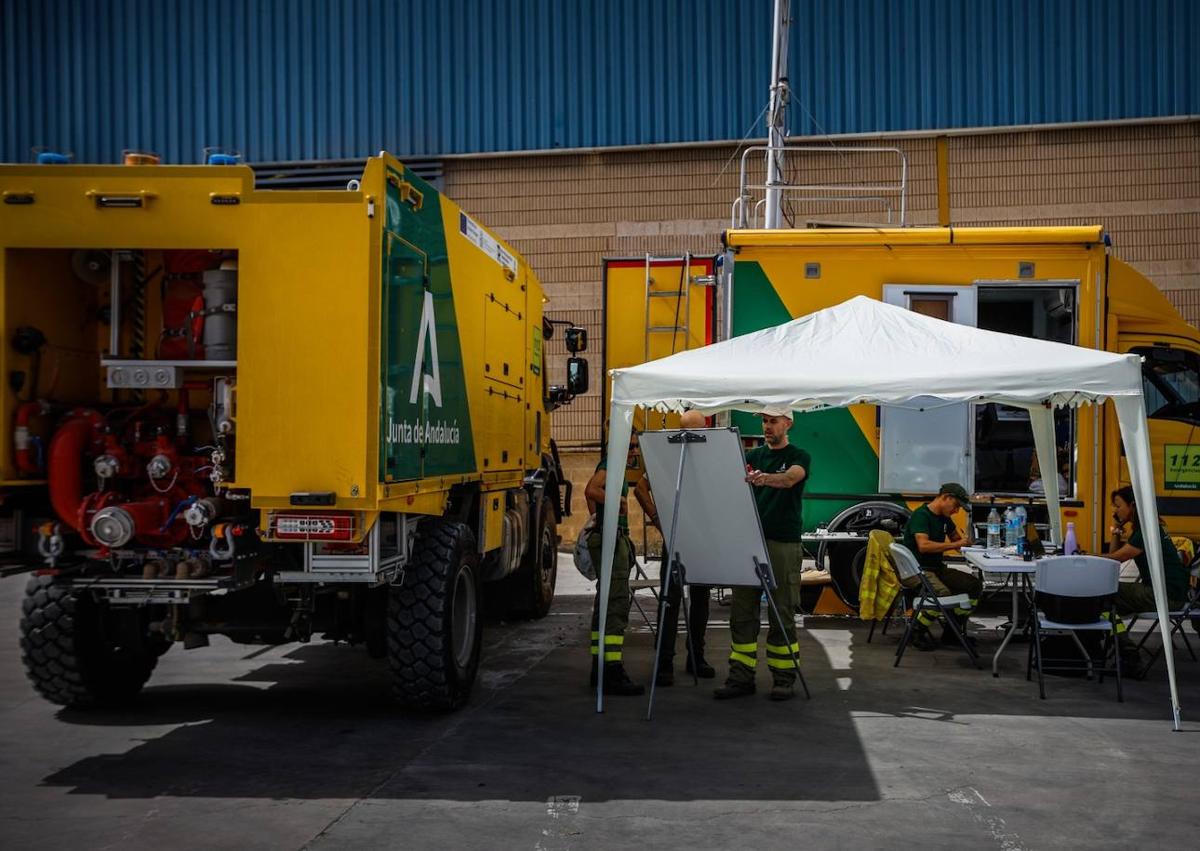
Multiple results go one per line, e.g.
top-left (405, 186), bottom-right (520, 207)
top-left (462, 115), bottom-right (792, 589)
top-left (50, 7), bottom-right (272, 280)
top-left (595, 457), bottom-right (630, 531)
top-left (1128, 525), bottom-right (1189, 603)
top-left (902, 503), bottom-right (956, 571)
top-left (745, 443), bottom-right (811, 542)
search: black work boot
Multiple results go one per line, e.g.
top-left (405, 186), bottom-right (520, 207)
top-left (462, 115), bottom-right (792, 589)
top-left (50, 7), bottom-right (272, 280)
top-left (911, 622), bottom-right (938, 651)
top-left (769, 681), bottom-right (796, 702)
top-left (713, 680), bottom-right (756, 700)
top-left (941, 617), bottom-right (977, 649)
top-left (1119, 642), bottom-right (1146, 680)
top-left (655, 664), bottom-right (675, 687)
top-left (686, 655), bottom-right (716, 678)
top-left (601, 663), bottom-right (645, 696)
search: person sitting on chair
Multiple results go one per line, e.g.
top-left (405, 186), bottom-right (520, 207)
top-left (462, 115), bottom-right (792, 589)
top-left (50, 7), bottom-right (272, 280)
top-left (634, 410), bottom-right (714, 686)
top-left (900, 483), bottom-right (982, 650)
top-left (1106, 485), bottom-right (1190, 671)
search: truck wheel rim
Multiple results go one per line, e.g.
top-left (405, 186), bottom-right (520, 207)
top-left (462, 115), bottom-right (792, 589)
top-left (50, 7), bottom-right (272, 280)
top-left (538, 526), bottom-right (555, 599)
top-left (452, 564), bottom-right (478, 669)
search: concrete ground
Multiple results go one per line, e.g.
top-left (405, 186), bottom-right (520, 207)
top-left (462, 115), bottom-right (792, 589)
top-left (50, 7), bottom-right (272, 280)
top-left (0, 554), bottom-right (1196, 850)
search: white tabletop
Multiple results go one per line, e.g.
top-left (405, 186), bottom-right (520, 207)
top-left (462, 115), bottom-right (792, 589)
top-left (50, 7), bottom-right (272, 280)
top-left (961, 547), bottom-right (1039, 573)
top-left (801, 532), bottom-right (866, 542)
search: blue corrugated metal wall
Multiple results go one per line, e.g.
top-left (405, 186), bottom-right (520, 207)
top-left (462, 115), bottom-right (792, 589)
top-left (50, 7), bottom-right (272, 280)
top-left (2, 0), bottom-right (1196, 164)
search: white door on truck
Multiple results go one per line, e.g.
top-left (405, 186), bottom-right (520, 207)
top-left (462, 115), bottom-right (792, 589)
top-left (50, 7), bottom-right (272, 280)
top-left (879, 285), bottom-right (977, 494)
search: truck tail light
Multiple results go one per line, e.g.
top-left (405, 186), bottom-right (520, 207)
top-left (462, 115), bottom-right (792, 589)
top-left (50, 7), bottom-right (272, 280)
top-left (270, 512), bottom-right (355, 541)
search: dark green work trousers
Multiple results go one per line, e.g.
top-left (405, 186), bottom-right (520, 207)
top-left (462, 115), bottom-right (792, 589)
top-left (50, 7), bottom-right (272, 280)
top-left (589, 530), bottom-right (635, 663)
top-left (727, 539), bottom-right (802, 686)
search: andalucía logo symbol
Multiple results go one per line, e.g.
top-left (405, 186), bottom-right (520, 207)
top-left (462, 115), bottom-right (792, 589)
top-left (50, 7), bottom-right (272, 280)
top-left (409, 290), bottom-right (443, 407)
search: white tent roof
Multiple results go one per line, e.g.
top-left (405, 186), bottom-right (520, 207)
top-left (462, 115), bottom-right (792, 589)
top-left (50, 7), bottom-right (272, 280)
top-left (594, 295), bottom-right (1180, 728)
top-left (610, 295), bottom-right (1144, 412)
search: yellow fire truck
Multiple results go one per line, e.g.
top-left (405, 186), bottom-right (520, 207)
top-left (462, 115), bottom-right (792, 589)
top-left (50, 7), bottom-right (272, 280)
top-left (0, 152), bottom-right (587, 709)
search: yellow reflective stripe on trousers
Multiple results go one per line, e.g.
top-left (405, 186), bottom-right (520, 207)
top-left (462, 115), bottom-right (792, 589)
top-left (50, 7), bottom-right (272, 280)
top-left (730, 642), bottom-right (758, 654)
top-left (604, 635), bottom-right (624, 645)
top-left (729, 651), bottom-right (757, 667)
top-left (604, 651), bottom-right (622, 662)
top-left (1101, 612), bottom-right (1128, 634)
top-left (766, 643), bottom-right (800, 656)
top-left (767, 657), bottom-right (796, 669)
top-left (590, 631), bottom-right (600, 640)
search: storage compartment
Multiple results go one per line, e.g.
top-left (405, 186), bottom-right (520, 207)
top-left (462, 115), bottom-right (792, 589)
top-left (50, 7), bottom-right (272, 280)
top-left (2, 247), bottom-right (238, 546)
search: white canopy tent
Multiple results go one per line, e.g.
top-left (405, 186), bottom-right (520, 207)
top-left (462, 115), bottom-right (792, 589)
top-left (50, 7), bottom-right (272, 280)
top-left (595, 296), bottom-right (1180, 727)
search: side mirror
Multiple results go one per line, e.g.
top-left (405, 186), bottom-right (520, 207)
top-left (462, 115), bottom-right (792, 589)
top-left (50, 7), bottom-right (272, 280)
top-left (567, 357), bottom-right (589, 395)
top-left (565, 326), bottom-right (587, 353)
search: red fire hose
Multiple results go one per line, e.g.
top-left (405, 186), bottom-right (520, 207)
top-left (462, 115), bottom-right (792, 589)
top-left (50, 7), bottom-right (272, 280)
top-left (46, 410), bottom-right (102, 531)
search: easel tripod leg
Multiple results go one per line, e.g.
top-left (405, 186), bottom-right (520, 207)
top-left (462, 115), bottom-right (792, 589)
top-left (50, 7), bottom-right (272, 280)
top-left (761, 575), bottom-right (811, 700)
top-left (678, 567), bottom-right (699, 686)
top-left (645, 563), bottom-right (676, 721)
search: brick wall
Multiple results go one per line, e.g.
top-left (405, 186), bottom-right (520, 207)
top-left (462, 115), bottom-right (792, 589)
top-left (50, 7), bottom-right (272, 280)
top-left (442, 121), bottom-right (1200, 547)
top-left (444, 121), bottom-right (1199, 315)
top-left (1166, 289), bottom-right (1200, 328)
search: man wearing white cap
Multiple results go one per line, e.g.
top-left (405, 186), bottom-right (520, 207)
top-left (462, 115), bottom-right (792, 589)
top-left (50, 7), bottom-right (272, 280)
top-left (715, 406), bottom-right (810, 702)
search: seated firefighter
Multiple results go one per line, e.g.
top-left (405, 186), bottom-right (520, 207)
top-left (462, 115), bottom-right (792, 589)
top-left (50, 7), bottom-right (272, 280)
top-left (1106, 485), bottom-right (1192, 672)
top-left (900, 482), bottom-right (982, 650)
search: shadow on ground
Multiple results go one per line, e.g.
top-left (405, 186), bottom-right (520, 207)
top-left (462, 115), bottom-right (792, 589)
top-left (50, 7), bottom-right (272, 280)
top-left (40, 594), bottom-right (1196, 804)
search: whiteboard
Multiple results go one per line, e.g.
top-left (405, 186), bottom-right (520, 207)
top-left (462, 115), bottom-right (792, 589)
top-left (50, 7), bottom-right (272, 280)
top-left (639, 427), bottom-right (771, 588)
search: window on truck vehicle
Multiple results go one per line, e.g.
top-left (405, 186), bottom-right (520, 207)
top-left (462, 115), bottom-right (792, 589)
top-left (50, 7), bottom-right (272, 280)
top-left (1134, 347), bottom-right (1200, 425)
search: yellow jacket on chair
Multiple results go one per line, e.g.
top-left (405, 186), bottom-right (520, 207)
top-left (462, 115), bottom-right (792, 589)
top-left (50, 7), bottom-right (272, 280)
top-left (859, 529), bottom-right (901, 621)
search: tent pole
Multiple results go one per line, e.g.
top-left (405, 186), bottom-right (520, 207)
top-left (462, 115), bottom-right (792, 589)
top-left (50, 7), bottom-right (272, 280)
top-left (1027, 403), bottom-right (1063, 545)
top-left (596, 403), bottom-right (635, 713)
top-left (1114, 396), bottom-right (1181, 730)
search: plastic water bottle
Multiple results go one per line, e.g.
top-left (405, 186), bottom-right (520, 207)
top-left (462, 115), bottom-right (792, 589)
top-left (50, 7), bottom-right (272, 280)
top-left (986, 507), bottom-right (1002, 550)
top-left (1063, 522), bottom-right (1078, 556)
top-left (1014, 506), bottom-right (1028, 556)
top-left (1004, 506), bottom-right (1017, 547)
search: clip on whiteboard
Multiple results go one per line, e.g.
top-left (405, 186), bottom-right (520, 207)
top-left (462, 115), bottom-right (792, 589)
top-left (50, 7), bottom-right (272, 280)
top-left (667, 429), bottom-right (707, 444)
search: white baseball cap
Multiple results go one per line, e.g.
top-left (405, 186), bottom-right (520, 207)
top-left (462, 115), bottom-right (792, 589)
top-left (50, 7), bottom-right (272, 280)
top-left (759, 405), bottom-right (793, 419)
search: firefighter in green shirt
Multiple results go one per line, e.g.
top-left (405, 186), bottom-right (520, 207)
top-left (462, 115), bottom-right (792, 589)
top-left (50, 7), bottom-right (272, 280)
top-left (715, 407), bottom-right (810, 702)
top-left (1107, 485), bottom-right (1190, 674)
top-left (584, 431), bottom-right (644, 696)
top-left (900, 482), bottom-right (982, 650)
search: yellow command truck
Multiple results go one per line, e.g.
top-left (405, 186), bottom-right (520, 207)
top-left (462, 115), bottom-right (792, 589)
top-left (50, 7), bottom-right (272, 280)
top-left (0, 153), bottom-right (585, 710)
top-left (605, 227), bottom-right (1200, 605)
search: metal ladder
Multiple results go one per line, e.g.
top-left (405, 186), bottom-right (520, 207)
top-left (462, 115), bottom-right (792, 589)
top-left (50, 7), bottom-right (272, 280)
top-left (643, 252), bottom-right (692, 362)
top-left (641, 253), bottom-right (694, 434)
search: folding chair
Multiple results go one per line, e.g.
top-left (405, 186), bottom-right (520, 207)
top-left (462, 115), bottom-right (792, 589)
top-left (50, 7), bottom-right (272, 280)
top-left (627, 556), bottom-right (662, 638)
top-left (1026, 555), bottom-right (1123, 702)
top-left (867, 586), bottom-right (910, 644)
top-left (1127, 565), bottom-right (1200, 674)
top-left (889, 543), bottom-right (980, 668)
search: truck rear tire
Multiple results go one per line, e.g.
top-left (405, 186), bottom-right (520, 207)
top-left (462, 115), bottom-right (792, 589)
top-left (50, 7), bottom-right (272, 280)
top-left (20, 576), bottom-right (160, 707)
top-left (388, 519), bottom-right (483, 710)
top-left (501, 500), bottom-right (557, 620)
top-left (819, 501), bottom-right (911, 608)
